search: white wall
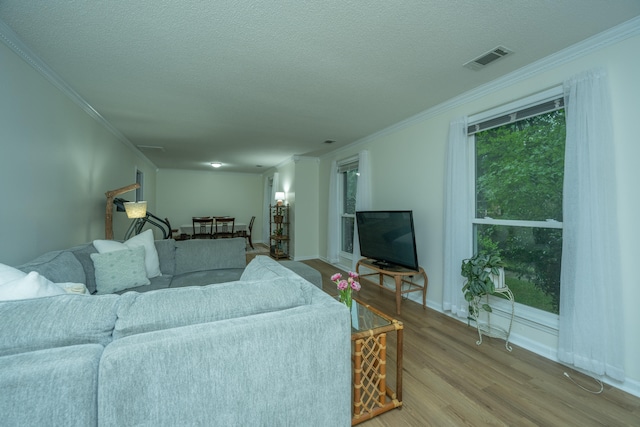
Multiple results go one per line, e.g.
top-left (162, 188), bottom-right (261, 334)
top-left (264, 157), bottom-right (320, 260)
top-left (318, 32), bottom-right (640, 394)
top-left (291, 158), bottom-right (320, 260)
top-left (156, 169), bottom-right (263, 240)
top-left (275, 160), bottom-right (296, 257)
top-left (0, 41), bottom-right (157, 265)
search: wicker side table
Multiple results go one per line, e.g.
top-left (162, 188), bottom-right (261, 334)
top-left (350, 299), bottom-right (404, 425)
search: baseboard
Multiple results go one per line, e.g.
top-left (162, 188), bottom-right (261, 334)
top-left (292, 255), bottom-right (319, 261)
top-left (432, 302), bottom-right (640, 399)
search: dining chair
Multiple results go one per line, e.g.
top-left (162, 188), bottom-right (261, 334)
top-left (214, 217), bottom-right (235, 239)
top-left (192, 217), bottom-right (213, 239)
top-left (235, 215), bottom-right (255, 249)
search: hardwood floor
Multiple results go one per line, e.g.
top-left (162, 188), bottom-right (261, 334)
top-left (295, 257), bottom-right (640, 427)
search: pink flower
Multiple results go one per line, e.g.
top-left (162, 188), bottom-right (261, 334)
top-left (332, 271), bottom-right (359, 309)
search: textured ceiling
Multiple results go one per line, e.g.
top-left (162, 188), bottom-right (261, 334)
top-left (2, 1), bottom-right (640, 172)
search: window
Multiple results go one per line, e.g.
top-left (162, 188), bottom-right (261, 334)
top-left (338, 160), bottom-right (358, 255)
top-left (470, 93), bottom-right (565, 315)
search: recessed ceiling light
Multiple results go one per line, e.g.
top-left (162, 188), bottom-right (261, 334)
top-left (210, 162), bottom-right (222, 168)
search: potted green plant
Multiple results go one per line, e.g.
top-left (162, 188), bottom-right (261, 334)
top-left (461, 252), bottom-right (505, 322)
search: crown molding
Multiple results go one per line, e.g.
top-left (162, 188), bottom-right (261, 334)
top-left (0, 19), bottom-right (156, 169)
top-left (323, 15), bottom-right (640, 160)
top-left (274, 154), bottom-right (319, 170)
top-left (293, 155), bottom-right (320, 163)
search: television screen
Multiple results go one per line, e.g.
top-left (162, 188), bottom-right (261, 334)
top-left (355, 210), bottom-right (419, 271)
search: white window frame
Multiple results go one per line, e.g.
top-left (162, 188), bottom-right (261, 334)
top-left (468, 87), bottom-right (564, 331)
top-left (338, 157), bottom-right (358, 259)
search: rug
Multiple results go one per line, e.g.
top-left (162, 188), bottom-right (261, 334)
top-left (246, 243), bottom-right (269, 255)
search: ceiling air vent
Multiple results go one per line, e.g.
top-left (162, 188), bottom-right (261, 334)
top-left (463, 46), bottom-right (513, 71)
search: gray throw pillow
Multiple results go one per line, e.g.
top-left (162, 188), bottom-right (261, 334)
top-left (91, 246), bottom-right (150, 294)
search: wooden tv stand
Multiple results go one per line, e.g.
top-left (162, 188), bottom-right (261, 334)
top-left (355, 259), bottom-right (428, 315)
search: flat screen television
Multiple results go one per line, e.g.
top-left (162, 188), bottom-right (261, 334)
top-left (355, 210), bottom-right (419, 271)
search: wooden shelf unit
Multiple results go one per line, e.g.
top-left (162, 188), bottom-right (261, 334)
top-left (269, 204), bottom-right (290, 259)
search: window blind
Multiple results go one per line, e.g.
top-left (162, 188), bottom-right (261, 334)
top-left (467, 97), bottom-right (564, 135)
top-left (338, 160), bottom-right (358, 173)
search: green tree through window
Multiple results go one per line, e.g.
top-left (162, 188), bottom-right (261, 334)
top-left (474, 109), bottom-right (565, 314)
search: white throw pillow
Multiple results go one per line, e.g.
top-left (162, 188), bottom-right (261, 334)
top-left (93, 229), bottom-right (161, 278)
top-left (0, 271), bottom-right (67, 301)
top-left (91, 246), bottom-right (150, 294)
top-left (0, 262), bottom-right (28, 284)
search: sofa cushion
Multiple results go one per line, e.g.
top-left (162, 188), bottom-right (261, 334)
top-left (169, 269), bottom-right (244, 288)
top-left (154, 239), bottom-right (176, 276)
top-left (70, 244), bottom-right (99, 294)
top-left (17, 250), bottom-right (86, 285)
top-left (174, 238), bottom-right (246, 275)
top-left (93, 229), bottom-right (162, 279)
top-left (91, 246), bottom-right (150, 294)
top-left (115, 274), bottom-right (173, 294)
top-left (0, 294), bottom-right (119, 357)
top-left (113, 278), bottom-right (307, 340)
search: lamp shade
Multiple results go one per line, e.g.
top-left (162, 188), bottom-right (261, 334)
top-left (124, 201), bottom-right (147, 219)
top-left (275, 192), bottom-right (285, 206)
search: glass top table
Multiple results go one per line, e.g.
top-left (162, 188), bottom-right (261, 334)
top-left (348, 298), bottom-right (404, 425)
top-left (349, 298), bottom-right (394, 332)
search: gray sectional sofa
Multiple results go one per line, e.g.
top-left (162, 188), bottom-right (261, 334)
top-left (16, 236), bottom-right (251, 295)
top-left (0, 238), bottom-right (351, 426)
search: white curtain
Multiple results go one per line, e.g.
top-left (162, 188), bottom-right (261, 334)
top-left (443, 117), bottom-right (472, 318)
top-left (352, 150), bottom-right (372, 271)
top-left (558, 68), bottom-right (625, 381)
top-left (327, 160), bottom-right (340, 263)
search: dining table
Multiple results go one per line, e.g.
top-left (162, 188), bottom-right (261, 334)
top-left (179, 221), bottom-right (246, 237)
